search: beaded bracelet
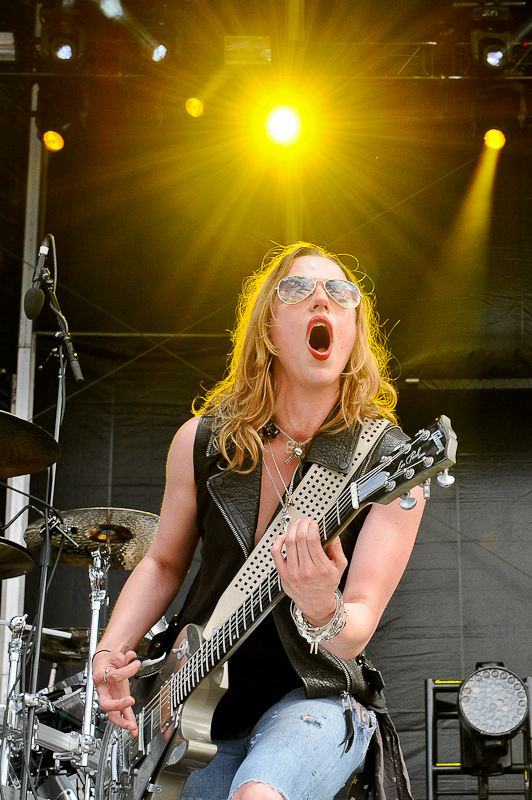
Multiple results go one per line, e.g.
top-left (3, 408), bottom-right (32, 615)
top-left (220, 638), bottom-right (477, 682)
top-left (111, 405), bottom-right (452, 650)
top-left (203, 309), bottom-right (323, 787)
top-left (290, 589), bottom-right (348, 654)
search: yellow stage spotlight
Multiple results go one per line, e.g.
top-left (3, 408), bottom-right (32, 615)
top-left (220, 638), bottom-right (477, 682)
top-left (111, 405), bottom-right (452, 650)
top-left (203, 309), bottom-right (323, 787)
top-left (265, 105), bottom-right (302, 147)
top-left (185, 97), bottom-right (205, 118)
top-left (484, 128), bottom-right (506, 150)
top-left (42, 129), bottom-right (65, 152)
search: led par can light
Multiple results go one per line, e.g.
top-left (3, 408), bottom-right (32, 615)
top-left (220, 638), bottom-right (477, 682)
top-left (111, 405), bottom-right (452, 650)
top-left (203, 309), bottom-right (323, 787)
top-left (459, 664), bottom-right (528, 737)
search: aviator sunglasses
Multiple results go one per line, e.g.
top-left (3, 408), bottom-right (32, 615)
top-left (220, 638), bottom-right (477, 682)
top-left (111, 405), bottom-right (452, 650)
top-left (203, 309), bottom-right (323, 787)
top-left (276, 275), bottom-right (361, 309)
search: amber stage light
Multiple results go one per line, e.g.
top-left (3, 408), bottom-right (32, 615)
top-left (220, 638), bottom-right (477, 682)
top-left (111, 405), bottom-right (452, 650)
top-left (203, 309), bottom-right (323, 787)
top-left (484, 128), bottom-right (506, 150)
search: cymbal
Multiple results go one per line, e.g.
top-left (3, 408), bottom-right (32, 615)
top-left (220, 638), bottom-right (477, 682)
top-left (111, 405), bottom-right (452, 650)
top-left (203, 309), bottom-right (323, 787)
top-left (35, 627), bottom-right (151, 664)
top-left (0, 538), bottom-right (34, 580)
top-left (0, 411), bottom-right (61, 480)
top-left (24, 507), bottom-right (159, 570)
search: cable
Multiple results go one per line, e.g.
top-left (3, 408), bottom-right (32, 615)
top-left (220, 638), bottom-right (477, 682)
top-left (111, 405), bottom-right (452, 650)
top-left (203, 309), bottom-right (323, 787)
top-left (0, 504), bottom-right (43, 531)
top-left (0, 482), bottom-right (63, 521)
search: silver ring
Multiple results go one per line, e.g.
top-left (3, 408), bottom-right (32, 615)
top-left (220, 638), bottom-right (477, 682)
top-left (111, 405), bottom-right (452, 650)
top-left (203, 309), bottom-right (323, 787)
top-left (103, 668), bottom-right (111, 684)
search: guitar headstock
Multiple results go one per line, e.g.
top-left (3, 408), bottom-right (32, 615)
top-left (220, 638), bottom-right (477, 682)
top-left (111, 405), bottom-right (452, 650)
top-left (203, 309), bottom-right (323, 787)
top-left (357, 415), bottom-right (458, 507)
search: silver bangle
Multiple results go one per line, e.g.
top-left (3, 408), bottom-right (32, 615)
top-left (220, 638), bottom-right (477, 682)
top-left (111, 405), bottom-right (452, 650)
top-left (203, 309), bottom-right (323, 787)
top-left (290, 589), bottom-right (348, 654)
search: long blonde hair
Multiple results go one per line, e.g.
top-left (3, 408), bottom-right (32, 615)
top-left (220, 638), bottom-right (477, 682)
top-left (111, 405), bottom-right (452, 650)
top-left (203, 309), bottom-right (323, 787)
top-left (194, 242), bottom-right (397, 472)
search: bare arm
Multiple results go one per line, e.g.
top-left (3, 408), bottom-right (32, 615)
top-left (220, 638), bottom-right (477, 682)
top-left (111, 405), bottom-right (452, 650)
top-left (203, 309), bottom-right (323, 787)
top-left (92, 416), bottom-right (201, 733)
top-left (271, 484), bottom-right (424, 660)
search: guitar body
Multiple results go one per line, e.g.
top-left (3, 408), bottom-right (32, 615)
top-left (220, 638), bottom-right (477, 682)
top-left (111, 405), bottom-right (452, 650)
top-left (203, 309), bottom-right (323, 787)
top-left (96, 624), bottom-right (229, 800)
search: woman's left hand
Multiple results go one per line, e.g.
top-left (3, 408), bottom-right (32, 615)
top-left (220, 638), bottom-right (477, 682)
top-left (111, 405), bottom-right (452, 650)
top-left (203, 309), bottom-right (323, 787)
top-left (271, 517), bottom-right (348, 626)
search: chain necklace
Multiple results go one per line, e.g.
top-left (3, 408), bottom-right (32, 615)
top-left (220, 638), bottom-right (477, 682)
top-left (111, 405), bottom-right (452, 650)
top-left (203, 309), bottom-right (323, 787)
top-left (264, 439), bottom-right (299, 532)
top-left (264, 421), bottom-right (313, 463)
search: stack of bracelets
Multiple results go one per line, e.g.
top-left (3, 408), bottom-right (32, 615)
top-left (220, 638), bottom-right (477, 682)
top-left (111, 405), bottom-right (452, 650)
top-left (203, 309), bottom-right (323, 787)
top-left (290, 589), bottom-right (348, 654)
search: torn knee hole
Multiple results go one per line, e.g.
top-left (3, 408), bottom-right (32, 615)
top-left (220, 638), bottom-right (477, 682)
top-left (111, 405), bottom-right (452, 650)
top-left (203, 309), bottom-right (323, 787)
top-left (301, 714), bottom-right (322, 726)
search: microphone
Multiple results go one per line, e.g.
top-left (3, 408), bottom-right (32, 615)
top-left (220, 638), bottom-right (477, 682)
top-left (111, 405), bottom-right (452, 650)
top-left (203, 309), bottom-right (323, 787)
top-left (24, 236), bottom-right (50, 320)
top-left (23, 233), bottom-right (84, 384)
top-left (24, 287), bottom-right (45, 320)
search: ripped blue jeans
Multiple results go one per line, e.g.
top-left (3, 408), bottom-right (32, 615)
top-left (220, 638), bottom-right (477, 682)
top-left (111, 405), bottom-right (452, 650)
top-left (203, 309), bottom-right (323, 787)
top-left (181, 688), bottom-right (377, 800)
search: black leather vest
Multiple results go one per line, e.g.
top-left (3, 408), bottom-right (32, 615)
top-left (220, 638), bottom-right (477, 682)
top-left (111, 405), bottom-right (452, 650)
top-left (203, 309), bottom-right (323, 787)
top-left (176, 416), bottom-right (409, 711)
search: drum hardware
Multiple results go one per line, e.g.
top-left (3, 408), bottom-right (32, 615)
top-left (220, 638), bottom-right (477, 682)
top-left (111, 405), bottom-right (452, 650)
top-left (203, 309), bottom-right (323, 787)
top-left (47, 664), bottom-right (59, 692)
top-left (80, 548), bottom-right (111, 777)
top-left (35, 772), bottom-right (78, 800)
top-left (32, 719), bottom-right (101, 772)
top-left (2, 504), bottom-right (160, 793)
top-left (0, 618), bottom-right (79, 787)
top-left (0, 616), bottom-right (29, 786)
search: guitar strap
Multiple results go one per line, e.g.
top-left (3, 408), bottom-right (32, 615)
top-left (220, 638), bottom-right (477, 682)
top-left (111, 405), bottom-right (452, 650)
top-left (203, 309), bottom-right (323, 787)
top-left (202, 417), bottom-right (390, 638)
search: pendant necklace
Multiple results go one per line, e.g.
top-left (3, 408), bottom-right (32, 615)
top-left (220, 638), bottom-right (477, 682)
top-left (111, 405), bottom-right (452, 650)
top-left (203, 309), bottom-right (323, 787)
top-left (263, 421), bottom-right (313, 463)
top-left (264, 439), bottom-right (299, 532)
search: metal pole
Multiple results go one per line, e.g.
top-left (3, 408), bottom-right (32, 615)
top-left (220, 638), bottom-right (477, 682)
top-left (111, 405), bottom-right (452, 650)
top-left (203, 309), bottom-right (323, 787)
top-left (284, 0), bottom-right (304, 245)
top-left (426, 679), bottom-right (435, 800)
top-left (0, 84), bottom-right (44, 699)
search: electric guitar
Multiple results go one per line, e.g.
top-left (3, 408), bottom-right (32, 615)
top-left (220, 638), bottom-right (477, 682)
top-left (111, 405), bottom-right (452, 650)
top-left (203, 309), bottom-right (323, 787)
top-left (96, 415), bottom-right (457, 800)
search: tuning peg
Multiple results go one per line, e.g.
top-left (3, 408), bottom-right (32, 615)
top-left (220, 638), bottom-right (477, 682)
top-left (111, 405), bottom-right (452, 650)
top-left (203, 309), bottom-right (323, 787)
top-left (423, 478), bottom-right (431, 499)
top-left (400, 491), bottom-right (418, 510)
top-left (436, 469), bottom-right (455, 488)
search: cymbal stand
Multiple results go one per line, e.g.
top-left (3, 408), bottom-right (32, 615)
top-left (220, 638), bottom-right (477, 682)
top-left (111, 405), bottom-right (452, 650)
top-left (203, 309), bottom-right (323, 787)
top-left (0, 615), bottom-right (27, 786)
top-left (80, 549), bottom-right (110, 789)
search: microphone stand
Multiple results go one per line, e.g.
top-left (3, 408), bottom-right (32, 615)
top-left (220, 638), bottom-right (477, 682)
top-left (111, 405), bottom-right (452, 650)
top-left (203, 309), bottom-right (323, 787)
top-left (36, 241), bottom-right (84, 385)
top-left (19, 273), bottom-right (83, 798)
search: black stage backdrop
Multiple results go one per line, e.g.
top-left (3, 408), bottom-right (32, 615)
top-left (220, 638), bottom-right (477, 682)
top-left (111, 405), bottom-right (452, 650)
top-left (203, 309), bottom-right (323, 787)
top-left (24, 337), bottom-right (532, 798)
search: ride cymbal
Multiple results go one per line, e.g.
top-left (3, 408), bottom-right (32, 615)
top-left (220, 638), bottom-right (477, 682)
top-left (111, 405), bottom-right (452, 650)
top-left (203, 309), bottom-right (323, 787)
top-left (24, 507), bottom-right (159, 569)
top-left (0, 411), bottom-right (61, 480)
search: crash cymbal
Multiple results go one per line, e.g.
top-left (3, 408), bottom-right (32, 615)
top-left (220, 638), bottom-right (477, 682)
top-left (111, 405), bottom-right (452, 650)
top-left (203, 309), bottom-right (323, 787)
top-left (38, 627), bottom-right (151, 664)
top-left (24, 507), bottom-right (159, 570)
top-left (0, 538), bottom-right (34, 579)
top-left (0, 410), bottom-right (61, 480)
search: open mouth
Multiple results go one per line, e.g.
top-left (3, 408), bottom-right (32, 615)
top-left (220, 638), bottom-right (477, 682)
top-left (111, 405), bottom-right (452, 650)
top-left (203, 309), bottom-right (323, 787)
top-left (307, 319), bottom-right (332, 359)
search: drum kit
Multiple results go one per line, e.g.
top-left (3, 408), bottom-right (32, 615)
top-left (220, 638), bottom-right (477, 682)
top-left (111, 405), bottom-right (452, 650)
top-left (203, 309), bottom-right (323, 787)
top-left (0, 410), bottom-right (161, 800)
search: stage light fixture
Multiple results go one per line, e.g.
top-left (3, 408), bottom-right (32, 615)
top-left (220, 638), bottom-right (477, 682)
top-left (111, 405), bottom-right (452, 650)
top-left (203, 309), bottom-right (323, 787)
top-left (469, 3), bottom-right (513, 73)
top-left (185, 97), bottom-right (204, 118)
top-left (42, 129), bottom-right (66, 152)
top-left (458, 663), bottom-right (528, 775)
top-left (224, 35), bottom-right (271, 65)
top-left (36, 84), bottom-right (84, 152)
top-left (0, 32), bottom-right (16, 62)
top-left (40, 2), bottom-right (86, 65)
top-left (265, 105), bottom-right (302, 147)
top-left (484, 44), bottom-right (505, 67)
top-left (484, 128), bottom-right (506, 149)
top-left (152, 44), bottom-right (167, 63)
top-left (96, 0), bottom-right (168, 65)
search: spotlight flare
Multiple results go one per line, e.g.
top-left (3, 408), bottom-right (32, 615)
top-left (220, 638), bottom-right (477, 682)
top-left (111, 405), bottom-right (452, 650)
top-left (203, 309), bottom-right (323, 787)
top-left (484, 129), bottom-right (506, 150)
top-left (265, 105), bottom-right (302, 147)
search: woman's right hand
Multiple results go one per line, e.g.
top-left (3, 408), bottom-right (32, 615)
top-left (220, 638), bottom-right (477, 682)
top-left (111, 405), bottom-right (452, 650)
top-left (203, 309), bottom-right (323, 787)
top-left (92, 649), bottom-right (142, 736)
